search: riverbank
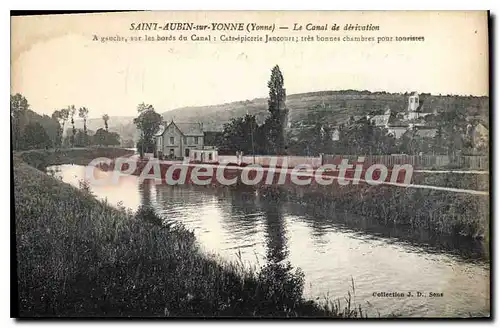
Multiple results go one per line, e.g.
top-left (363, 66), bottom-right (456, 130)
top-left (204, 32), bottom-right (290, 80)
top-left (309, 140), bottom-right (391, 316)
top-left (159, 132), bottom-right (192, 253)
top-left (259, 182), bottom-right (489, 243)
top-left (13, 154), bottom-right (363, 317)
top-left (14, 147), bottom-right (135, 171)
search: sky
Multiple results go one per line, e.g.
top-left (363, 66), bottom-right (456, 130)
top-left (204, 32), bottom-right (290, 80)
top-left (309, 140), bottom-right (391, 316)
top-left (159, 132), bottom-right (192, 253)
top-left (11, 11), bottom-right (489, 119)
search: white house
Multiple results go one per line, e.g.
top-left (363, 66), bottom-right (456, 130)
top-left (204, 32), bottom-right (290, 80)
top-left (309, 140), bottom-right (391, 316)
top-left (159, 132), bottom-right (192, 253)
top-left (189, 147), bottom-right (219, 163)
top-left (155, 121), bottom-right (204, 159)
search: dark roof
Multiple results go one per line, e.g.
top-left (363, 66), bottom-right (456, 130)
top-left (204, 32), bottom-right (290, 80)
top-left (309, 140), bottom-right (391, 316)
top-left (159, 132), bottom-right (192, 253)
top-left (175, 123), bottom-right (204, 136)
top-left (155, 121), bottom-right (204, 137)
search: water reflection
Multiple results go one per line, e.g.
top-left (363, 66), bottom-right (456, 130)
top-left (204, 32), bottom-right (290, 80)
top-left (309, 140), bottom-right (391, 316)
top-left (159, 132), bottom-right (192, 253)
top-left (138, 180), bottom-right (154, 207)
top-left (47, 165), bottom-right (490, 317)
top-left (258, 191), bottom-right (289, 265)
top-left (220, 190), bottom-right (262, 246)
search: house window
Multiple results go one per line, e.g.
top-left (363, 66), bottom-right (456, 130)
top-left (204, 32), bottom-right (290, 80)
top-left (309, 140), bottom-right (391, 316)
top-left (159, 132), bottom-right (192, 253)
top-left (194, 136), bottom-right (199, 144)
top-left (183, 136), bottom-right (187, 144)
top-left (208, 153), bottom-right (213, 161)
top-left (170, 137), bottom-right (174, 144)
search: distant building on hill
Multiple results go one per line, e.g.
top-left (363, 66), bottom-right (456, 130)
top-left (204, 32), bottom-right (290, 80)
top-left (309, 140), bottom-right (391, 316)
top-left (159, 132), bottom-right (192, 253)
top-left (466, 121), bottom-right (489, 151)
top-left (331, 127), bottom-right (340, 141)
top-left (387, 123), bottom-right (410, 139)
top-left (405, 92), bottom-right (433, 121)
top-left (365, 92), bottom-right (435, 139)
top-left (368, 108), bottom-right (392, 127)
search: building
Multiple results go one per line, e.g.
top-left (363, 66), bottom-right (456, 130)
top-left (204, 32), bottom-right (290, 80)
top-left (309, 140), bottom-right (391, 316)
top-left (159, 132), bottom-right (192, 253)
top-left (467, 122), bottom-right (489, 151)
top-left (405, 92), bottom-right (432, 121)
top-left (189, 147), bottom-right (219, 163)
top-left (366, 92), bottom-right (435, 139)
top-left (155, 120), bottom-right (204, 159)
top-left (331, 127), bottom-right (340, 141)
top-left (368, 108), bottom-right (392, 127)
top-left (387, 124), bottom-right (410, 139)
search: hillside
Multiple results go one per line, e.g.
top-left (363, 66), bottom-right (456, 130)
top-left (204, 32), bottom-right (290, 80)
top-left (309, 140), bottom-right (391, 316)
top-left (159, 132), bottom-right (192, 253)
top-left (78, 90), bottom-right (489, 139)
top-left (161, 90), bottom-right (489, 131)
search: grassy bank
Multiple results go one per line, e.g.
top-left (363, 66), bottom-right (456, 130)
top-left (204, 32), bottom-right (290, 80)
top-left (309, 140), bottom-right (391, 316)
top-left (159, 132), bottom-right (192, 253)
top-left (14, 147), bottom-right (135, 171)
top-left (14, 159), bottom-right (363, 317)
top-left (258, 183), bottom-right (489, 242)
top-left (412, 172), bottom-right (489, 192)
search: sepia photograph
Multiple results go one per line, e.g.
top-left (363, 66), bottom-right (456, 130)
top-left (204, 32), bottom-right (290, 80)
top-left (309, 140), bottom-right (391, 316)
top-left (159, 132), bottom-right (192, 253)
top-left (11, 10), bottom-right (490, 318)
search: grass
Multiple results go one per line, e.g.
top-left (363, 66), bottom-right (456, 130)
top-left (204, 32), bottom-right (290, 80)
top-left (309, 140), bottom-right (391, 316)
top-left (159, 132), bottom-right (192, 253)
top-left (14, 158), bottom-right (365, 317)
top-left (259, 182), bottom-right (489, 241)
top-left (412, 172), bottom-right (489, 192)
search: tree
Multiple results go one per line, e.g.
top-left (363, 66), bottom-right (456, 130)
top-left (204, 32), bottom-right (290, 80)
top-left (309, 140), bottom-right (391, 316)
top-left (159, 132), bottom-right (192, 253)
top-left (265, 65), bottom-right (288, 154)
top-left (78, 107), bottom-right (89, 146)
top-left (94, 128), bottom-right (107, 146)
top-left (21, 122), bottom-right (51, 149)
top-left (73, 129), bottom-right (87, 147)
top-left (106, 131), bottom-right (121, 146)
top-left (137, 102), bottom-right (154, 113)
top-left (24, 111), bottom-right (59, 148)
top-left (94, 128), bottom-right (120, 146)
top-left (334, 117), bottom-right (397, 155)
top-left (11, 93), bottom-right (29, 150)
top-left (424, 108), bottom-right (469, 156)
top-left (398, 129), bottom-right (419, 155)
top-left (10, 93), bottom-right (29, 115)
top-left (295, 104), bottom-right (336, 155)
top-left (68, 105), bottom-right (77, 147)
top-left (52, 108), bottom-right (69, 148)
top-left (133, 103), bottom-right (162, 158)
top-left (102, 114), bottom-right (110, 131)
top-left (219, 114), bottom-right (260, 155)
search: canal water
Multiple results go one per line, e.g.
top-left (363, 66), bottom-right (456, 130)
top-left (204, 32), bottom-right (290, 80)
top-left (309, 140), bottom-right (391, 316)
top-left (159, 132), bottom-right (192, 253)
top-left (48, 164), bottom-right (490, 318)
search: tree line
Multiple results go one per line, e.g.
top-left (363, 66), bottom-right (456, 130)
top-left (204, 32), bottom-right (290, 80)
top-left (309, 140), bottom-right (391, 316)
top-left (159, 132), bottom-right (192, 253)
top-left (11, 93), bottom-right (120, 151)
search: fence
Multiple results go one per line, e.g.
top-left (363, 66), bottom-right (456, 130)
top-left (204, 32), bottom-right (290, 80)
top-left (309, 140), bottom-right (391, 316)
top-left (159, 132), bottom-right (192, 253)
top-left (219, 153), bottom-right (489, 170)
top-left (240, 155), bottom-right (322, 168)
top-left (322, 154), bottom-right (489, 170)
